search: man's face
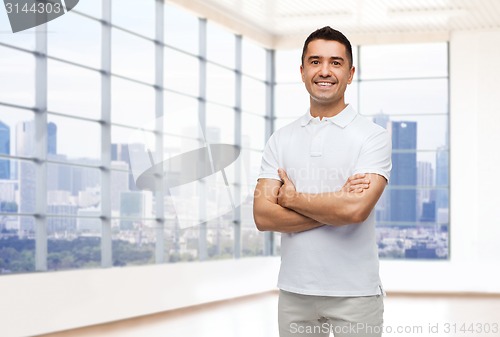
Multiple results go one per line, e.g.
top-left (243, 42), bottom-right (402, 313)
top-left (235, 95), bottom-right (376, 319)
top-left (300, 39), bottom-right (355, 109)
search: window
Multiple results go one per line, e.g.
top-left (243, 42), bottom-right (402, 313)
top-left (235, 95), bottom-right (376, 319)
top-left (1, 1), bottom-right (274, 275)
top-left (274, 43), bottom-right (450, 260)
top-left (359, 43), bottom-right (449, 260)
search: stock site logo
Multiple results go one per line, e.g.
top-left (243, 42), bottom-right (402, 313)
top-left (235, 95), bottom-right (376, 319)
top-left (4, 0), bottom-right (79, 33)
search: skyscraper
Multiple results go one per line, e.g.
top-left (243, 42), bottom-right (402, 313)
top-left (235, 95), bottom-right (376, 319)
top-left (390, 121), bottom-right (417, 224)
top-left (16, 121), bottom-right (36, 233)
top-left (435, 145), bottom-right (449, 217)
top-left (47, 122), bottom-right (57, 155)
top-left (417, 161), bottom-right (434, 220)
top-left (16, 121), bottom-right (59, 233)
top-left (0, 121), bottom-right (10, 179)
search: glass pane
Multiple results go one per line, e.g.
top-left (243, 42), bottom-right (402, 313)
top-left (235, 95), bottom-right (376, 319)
top-left (207, 21), bottom-right (235, 68)
top-left (112, 29), bottom-right (154, 83)
top-left (0, 12), bottom-right (35, 50)
top-left (379, 187), bottom-right (450, 224)
top-left (242, 228), bottom-right (265, 257)
top-left (206, 216), bottom-right (234, 259)
top-left (165, 224), bottom-right (198, 262)
top-left (371, 115), bottom-right (448, 151)
top-left (360, 43), bottom-right (448, 80)
top-left (242, 38), bottom-right (266, 80)
top-left (241, 192), bottom-right (264, 257)
top-left (118, 190), bottom-right (154, 219)
top-left (74, 0), bottom-right (101, 18)
top-left (164, 3), bottom-right (199, 54)
top-left (0, 159), bottom-right (34, 215)
top-left (242, 113), bottom-right (265, 150)
top-left (111, 125), bottom-right (158, 191)
top-left (164, 48), bottom-right (199, 97)
top-left (18, 160), bottom-right (36, 217)
top-left (47, 218), bottom-right (101, 271)
top-left (416, 150), bottom-right (450, 187)
top-left (111, 77), bottom-right (155, 127)
top-left (206, 103), bottom-right (234, 144)
top-left (48, 59), bottom-right (101, 119)
top-left (47, 163), bottom-right (101, 216)
top-left (0, 217), bottom-right (35, 274)
top-left (164, 92), bottom-right (199, 137)
top-left (0, 46), bottom-right (35, 107)
top-left (48, 12), bottom-right (100, 68)
top-left (345, 81), bottom-right (358, 112)
top-left (112, 219), bottom-right (156, 266)
top-left (377, 225), bottom-right (449, 260)
top-left (274, 232), bottom-right (281, 255)
top-left (376, 187), bottom-right (449, 260)
top-left (0, 107), bottom-right (35, 159)
top-left (359, 79), bottom-right (448, 115)
top-left (247, 149), bottom-right (264, 185)
top-left (47, 115), bottom-right (101, 165)
top-left (242, 76), bottom-right (266, 115)
top-left (112, 0), bottom-right (155, 38)
top-left (111, 165), bottom-right (131, 215)
top-left (206, 63), bottom-right (235, 106)
top-left (274, 83), bottom-right (309, 118)
top-left (275, 48), bottom-right (302, 83)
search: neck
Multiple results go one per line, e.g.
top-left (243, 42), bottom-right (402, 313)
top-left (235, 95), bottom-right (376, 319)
top-left (310, 100), bottom-right (347, 119)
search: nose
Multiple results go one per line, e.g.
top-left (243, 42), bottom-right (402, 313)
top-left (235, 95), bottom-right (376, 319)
top-left (319, 62), bottom-right (331, 77)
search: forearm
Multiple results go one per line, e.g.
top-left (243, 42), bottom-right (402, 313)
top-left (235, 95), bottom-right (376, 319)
top-left (254, 202), bottom-right (324, 233)
top-left (288, 191), bottom-right (366, 226)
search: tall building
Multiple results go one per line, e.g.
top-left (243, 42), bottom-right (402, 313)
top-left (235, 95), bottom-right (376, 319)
top-left (0, 121), bottom-right (10, 179)
top-left (112, 143), bottom-right (135, 190)
top-left (120, 191), bottom-right (153, 230)
top-left (111, 160), bottom-right (129, 213)
top-left (16, 121), bottom-right (36, 233)
top-left (417, 161), bottom-right (434, 220)
top-left (47, 122), bottom-right (57, 155)
top-left (16, 121), bottom-right (59, 233)
top-left (435, 145), bottom-right (449, 219)
top-left (390, 121), bottom-right (417, 224)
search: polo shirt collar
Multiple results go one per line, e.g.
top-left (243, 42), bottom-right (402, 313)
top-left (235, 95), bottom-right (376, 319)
top-left (300, 104), bottom-right (358, 128)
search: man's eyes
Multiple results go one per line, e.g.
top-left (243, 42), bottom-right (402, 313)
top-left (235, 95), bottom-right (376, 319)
top-left (310, 60), bottom-right (341, 65)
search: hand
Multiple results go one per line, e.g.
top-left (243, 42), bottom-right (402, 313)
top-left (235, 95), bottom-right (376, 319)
top-left (341, 173), bottom-right (371, 194)
top-left (277, 168), bottom-right (297, 208)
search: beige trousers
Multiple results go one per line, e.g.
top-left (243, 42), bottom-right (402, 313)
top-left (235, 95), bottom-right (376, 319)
top-left (278, 290), bottom-right (384, 337)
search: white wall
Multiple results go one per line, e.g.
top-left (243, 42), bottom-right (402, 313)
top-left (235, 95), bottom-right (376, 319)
top-left (0, 257), bottom-right (280, 337)
top-left (379, 29), bottom-right (500, 293)
top-left (2, 29), bottom-right (500, 337)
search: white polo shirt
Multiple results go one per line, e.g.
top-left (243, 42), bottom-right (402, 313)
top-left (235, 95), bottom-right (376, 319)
top-left (258, 104), bottom-right (391, 296)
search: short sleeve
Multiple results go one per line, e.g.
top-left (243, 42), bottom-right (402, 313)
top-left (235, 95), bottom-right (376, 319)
top-left (257, 132), bottom-right (281, 182)
top-left (353, 129), bottom-right (392, 182)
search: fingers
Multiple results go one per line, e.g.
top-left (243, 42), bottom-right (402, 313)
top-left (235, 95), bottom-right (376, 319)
top-left (277, 168), bottom-right (288, 182)
top-left (346, 173), bottom-right (371, 193)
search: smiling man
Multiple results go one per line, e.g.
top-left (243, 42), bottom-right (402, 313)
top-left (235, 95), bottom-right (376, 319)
top-left (253, 27), bottom-right (392, 337)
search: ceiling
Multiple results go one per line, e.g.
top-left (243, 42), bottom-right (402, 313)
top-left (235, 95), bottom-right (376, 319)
top-left (169, 0), bottom-right (500, 48)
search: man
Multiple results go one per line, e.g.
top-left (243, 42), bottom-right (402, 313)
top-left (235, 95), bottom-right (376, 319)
top-left (253, 27), bottom-right (392, 337)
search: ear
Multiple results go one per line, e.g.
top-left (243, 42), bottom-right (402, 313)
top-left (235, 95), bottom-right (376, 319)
top-left (300, 64), bottom-right (305, 82)
top-left (347, 66), bottom-right (355, 84)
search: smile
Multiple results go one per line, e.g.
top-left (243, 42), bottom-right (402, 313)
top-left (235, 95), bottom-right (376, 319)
top-left (315, 82), bottom-right (335, 87)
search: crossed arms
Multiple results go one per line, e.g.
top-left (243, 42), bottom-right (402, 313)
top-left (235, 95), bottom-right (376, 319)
top-left (253, 170), bottom-right (387, 233)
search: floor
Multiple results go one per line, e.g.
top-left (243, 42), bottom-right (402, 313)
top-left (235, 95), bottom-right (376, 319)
top-left (40, 292), bottom-right (500, 337)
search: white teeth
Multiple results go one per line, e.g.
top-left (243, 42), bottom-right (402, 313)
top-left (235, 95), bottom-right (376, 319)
top-left (317, 82), bottom-right (333, 86)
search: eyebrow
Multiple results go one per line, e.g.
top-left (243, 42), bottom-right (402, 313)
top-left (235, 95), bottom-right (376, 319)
top-left (307, 55), bottom-right (345, 62)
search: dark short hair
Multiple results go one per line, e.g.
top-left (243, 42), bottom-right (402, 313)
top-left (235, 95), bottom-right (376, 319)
top-left (301, 26), bottom-right (353, 67)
